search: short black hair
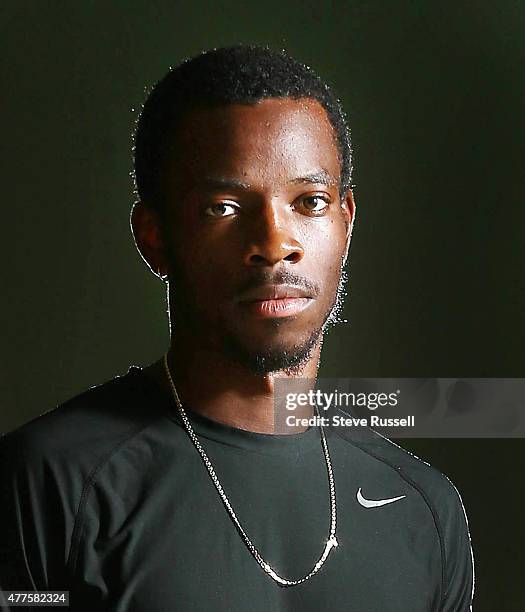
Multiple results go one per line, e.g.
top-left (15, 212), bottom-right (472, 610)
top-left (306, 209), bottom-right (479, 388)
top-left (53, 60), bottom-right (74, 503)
top-left (133, 45), bottom-right (353, 211)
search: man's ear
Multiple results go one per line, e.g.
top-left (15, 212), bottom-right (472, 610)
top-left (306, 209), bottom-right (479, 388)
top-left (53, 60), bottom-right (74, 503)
top-left (130, 202), bottom-right (169, 278)
top-left (341, 189), bottom-right (356, 267)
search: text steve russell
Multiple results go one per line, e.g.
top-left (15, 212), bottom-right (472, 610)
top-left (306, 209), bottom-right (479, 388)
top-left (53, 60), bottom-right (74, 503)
top-left (286, 414), bottom-right (416, 428)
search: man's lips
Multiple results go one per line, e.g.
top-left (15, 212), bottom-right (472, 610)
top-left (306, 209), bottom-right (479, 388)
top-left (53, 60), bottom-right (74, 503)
top-left (236, 284), bottom-right (314, 318)
top-left (237, 283), bottom-right (312, 302)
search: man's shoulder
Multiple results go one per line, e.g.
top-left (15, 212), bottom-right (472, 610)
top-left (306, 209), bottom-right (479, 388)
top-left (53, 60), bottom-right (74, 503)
top-left (335, 422), bottom-right (475, 608)
top-left (333, 415), bottom-right (468, 519)
top-left (335, 418), bottom-right (475, 608)
top-left (0, 367), bottom-right (164, 467)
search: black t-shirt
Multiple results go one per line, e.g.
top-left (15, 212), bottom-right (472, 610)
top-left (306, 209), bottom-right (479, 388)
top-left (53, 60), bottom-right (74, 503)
top-left (0, 367), bottom-right (474, 611)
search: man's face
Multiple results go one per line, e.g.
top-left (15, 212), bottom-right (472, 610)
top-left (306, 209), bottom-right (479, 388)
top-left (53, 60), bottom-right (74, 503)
top-left (159, 98), bottom-right (354, 373)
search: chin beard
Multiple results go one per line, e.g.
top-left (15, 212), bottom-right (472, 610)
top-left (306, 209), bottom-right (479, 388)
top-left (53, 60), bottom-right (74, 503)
top-left (222, 324), bottom-right (324, 376)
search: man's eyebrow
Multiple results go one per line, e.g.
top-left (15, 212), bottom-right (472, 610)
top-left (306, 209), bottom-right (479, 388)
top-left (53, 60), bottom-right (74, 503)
top-left (200, 171), bottom-right (337, 191)
top-left (202, 176), bottom-right (252, 190)
top-left (287, 170), bottom-right (338, 187)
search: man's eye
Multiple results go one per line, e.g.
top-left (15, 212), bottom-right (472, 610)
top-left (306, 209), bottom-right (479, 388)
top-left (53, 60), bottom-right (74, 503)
top-left (204, 202), bottom-right (239, 217)
top-left (298, 195), bottom-right (330, 214)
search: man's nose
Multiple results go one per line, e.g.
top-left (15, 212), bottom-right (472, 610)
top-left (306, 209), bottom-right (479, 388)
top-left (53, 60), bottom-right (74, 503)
top-left (244, 203), bottom-right (304, 267)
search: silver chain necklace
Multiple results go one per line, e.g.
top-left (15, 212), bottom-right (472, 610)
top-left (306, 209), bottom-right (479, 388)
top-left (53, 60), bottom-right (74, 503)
top-left (163, 353), bottom-right (338, 587)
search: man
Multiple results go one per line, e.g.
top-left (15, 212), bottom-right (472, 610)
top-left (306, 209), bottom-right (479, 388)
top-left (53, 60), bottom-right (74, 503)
top-left (0, 46), bottom-right (474, 610)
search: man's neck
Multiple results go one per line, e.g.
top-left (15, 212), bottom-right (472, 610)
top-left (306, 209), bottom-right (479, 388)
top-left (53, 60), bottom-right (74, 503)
top-left (143, 341), bottom-right (321, 434)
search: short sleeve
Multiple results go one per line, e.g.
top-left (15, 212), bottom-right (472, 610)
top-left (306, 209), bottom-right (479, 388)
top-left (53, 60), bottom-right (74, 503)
top-left (439, 479), bottom-right (475, 611)
top-left (0, 431), bottom-right (72, 599)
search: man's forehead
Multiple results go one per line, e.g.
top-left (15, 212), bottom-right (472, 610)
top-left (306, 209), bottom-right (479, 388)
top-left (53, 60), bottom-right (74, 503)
top-left (168, 98), bottom-right (341, 187)
top-left (178, 97), bottom-right (335, 137)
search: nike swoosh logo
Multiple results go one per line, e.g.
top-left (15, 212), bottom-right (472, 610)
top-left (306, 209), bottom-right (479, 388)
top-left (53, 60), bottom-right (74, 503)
top-left (356, 487), bottom-right (406, 508)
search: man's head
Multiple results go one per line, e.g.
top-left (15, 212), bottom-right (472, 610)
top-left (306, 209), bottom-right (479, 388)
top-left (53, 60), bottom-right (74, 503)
top-left (131, 45), bottom-right (356, 375)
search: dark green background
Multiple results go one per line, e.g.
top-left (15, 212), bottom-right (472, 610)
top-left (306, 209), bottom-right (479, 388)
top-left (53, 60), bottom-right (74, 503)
top-left (1, 1), bottom-right (523, 609)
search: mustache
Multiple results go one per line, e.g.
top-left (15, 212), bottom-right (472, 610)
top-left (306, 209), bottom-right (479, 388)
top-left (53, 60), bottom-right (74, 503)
top-left (234, 270), bottom-right (321, 299)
